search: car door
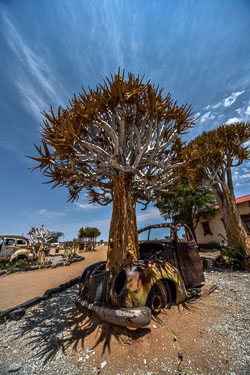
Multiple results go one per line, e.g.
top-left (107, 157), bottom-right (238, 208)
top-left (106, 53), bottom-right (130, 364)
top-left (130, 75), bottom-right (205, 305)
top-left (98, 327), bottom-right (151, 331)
top-left (1, 238), bottom-right (16, 257)
top-left (175, 225), bottom-right (205, 288)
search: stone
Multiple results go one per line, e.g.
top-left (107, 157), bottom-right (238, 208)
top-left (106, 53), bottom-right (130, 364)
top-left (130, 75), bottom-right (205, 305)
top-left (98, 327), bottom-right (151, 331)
top-left (101, 361), bottom-right (107, 368)
top-left (8, 308), bottom-right (26, 321)
top-left (8, 363), bottom-right (22, 372)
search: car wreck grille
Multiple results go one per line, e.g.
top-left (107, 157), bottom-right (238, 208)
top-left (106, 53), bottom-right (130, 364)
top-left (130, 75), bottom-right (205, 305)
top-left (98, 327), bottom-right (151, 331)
top-left (89, 270), bottom-right (111, 303)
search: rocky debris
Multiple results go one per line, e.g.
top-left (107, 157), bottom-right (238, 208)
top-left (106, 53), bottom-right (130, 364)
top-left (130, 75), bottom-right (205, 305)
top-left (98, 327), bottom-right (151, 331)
top-left (0, 256), bottom-right (85, 277)
top-left (0, 278), bottom-right (80, 324)
top-left (8, 363), bottom-right (22, 372)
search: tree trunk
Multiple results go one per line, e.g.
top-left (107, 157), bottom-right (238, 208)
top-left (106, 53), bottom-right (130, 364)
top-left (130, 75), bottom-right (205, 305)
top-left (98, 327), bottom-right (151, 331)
top-left (188, 220), bottom-right (197, 242)
top-left (38, 244), bottom-right (45, 265)
top-left (216, 185), bottom-right (250, 254)
top-left (106, 172), bottom-right (139, 270)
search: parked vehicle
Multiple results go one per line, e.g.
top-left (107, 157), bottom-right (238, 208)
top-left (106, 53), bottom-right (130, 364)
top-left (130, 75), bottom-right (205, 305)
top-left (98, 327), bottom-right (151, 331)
top-left (0, 235), bottom-right (35, 262)
top-left (76, 223), bottom-right (205, 328)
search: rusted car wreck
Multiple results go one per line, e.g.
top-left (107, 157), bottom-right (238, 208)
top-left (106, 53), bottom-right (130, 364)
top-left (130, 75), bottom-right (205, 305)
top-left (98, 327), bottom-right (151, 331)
top-left (76, 223), bottom-right (205, 328)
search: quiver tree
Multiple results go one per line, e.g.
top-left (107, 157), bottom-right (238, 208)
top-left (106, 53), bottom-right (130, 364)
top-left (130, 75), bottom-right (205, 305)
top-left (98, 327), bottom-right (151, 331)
top-left (184, 122), bottom-right (250, 254)
top-left (29, 70), bottom-right (195, 269)
top-left (63, 241), bottom-right (73, 261)
top-left (28, 224), bottom-right (52, 264)
top-left (64, 239), bottom-right (78, 260)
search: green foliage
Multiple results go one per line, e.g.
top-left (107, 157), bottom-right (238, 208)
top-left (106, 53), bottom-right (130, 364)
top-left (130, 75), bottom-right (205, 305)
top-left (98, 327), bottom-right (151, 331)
top-left (155, 182), bottom-right (217, 238)
top-left (206, 241), bottom-right (224, 250)
top-left (47, 231), bottom-right (64, 243)
top-left (78, 226), bottom-right (101, 251)
top-left (78, 226), bottom-right (101, 240)
top-left (221, 244), bottom-right (247, 270)
top-left (0, 259), bottom-right (51, 271)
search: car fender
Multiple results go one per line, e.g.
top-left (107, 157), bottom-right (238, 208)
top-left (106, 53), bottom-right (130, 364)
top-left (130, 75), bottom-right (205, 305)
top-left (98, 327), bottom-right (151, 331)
top-left (111, 260), bottom-right (187, 308)
top-left (10, 249), bottom-right (32, 262)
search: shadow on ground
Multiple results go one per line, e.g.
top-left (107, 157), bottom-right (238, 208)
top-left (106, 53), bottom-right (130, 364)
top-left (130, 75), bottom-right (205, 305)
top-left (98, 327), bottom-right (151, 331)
top-left (13, 286), bottom-right (150, 363)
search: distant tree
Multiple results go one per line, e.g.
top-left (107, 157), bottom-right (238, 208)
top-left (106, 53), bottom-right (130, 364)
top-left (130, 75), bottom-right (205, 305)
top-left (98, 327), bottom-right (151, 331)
top-left (78, 226), bottom-right (101, 251)
top-left (29, 69), bottom-right (195, 269)
top-left (155, 182), bottom-right (217, 240)
top-left (184, 122), bottom-right (250, 254)
top-left (63, 241), bottom-right (74, 261)
top-left (28, 224), bottom-right (52, 264)
top-left (63, 239), bottom-right (79, 260)
top-left (47, 231), bottom-right (64, 244)
top-left (78, 227), bottom-right (87, 241)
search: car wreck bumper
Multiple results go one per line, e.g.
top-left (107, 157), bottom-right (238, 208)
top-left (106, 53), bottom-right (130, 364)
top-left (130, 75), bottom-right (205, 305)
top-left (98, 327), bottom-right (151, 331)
top-left (76, 296), bottom-right (152, 328)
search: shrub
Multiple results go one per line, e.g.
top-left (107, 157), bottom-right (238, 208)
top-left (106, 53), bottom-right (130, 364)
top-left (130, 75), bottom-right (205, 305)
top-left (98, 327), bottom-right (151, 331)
top-left (221, 244), bottom-right (248, 271)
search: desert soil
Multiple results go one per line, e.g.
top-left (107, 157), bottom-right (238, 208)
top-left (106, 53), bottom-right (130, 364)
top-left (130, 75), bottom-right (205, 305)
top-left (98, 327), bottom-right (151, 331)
top-left (0, 245), bottom-right (108, 311)
top-left (0, 249), bottom-right (249, 375)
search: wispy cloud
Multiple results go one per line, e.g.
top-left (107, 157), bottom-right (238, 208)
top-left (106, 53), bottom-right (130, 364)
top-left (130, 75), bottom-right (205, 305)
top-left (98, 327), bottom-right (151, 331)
top-left (245, 105), bottom-right (250, 116)
top-left (200, 111), bottom-right (215, 123)
top-left (137, 207), bottom-right (162, 222)
top-left (205, 90), bottom-right (245, 112)
top-left (225, 117), bottom-right (242, 125)
top-left (75, 202), bottom-right (98, 210)
top-left (236, 173), bottom-right (250, 179)
top-left (22, 208), bottom-right (67, 219)
top-left (223, 91), bottom-right (244, 107)
top-left (1, 13), bottom-right (65, 121)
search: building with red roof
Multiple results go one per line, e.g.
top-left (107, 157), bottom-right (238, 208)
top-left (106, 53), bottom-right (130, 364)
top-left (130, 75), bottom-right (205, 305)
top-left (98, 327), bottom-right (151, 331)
top-left (195, 195), bottom-right (250, 248)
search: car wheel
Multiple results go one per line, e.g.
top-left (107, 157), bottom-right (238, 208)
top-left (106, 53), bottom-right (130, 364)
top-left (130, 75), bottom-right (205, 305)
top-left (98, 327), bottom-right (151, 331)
top-left (146, 280), bottom-right (170, 315)
top-left (17, 255), bottom-right (27, 261)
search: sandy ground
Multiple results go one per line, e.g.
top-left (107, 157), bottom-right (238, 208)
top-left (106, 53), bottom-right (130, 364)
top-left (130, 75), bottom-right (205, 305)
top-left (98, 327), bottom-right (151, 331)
top-left (0, 248), bottom-right (249, 374)
top-left (0, 245), bottom-right (107, 311)
top-left (0, 271), bottom-right (249, 375)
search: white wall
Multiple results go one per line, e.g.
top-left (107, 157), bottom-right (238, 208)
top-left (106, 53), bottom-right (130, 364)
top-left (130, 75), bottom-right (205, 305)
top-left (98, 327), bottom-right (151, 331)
top-left (195, 201), bottom-right (250, 246)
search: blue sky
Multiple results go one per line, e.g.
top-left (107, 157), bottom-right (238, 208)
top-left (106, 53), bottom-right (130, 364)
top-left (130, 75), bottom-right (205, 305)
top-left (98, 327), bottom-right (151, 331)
top-left (0, 0), bottom-right (249, 241)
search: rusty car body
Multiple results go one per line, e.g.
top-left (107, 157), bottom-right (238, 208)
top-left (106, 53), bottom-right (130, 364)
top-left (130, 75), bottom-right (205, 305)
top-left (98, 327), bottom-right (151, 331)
top-left (77, 223), bottom-right (205, 328)
top-left (0, 235), bottom-right (35, 262)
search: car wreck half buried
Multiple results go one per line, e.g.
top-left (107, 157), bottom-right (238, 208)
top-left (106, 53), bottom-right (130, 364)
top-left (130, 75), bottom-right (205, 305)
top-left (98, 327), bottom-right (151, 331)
top-left (76, 223), bottom-right (205, 328)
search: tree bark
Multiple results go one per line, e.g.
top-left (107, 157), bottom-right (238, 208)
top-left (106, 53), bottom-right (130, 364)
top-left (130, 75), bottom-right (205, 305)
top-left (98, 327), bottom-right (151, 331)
top-left (214, 184), bottom-right (250, 254)
top-left (38, 244), bottom-right (45, 265)
top-left (106, 172), bottom-right (139, 270)
top-left (188, 220), bottom-right (197, 242)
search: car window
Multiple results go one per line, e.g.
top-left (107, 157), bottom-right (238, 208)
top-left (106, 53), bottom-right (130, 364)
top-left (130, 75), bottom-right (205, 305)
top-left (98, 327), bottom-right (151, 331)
top-left (176, 226), bottom-right (187, 241)
top-left (149, 227), bottom-right (171, 240)
top-left (4, 239), bottom-right (15, 246)
top-left (17, 240), bottom-right (27, 246)
top-left (139, 230), bottom-right (149, 241)
top-left (139, 227), bottom-right (172, 241)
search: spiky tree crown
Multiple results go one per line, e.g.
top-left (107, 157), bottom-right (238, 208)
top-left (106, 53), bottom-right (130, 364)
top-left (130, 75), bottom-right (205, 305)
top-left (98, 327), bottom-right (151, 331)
top-left (29, 69), bottom-right (195, 206)
top-left (185, 122), bottom-right (250, 187)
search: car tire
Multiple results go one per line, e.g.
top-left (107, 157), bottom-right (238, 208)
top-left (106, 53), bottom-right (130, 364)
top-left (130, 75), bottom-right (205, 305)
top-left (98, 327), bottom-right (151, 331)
top-left (146, 280), bottom-right (171, 315)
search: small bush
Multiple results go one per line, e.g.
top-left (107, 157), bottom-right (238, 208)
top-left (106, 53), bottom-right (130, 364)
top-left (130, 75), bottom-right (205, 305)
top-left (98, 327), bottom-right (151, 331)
top-left (0, 258), bottom-right (37, 271)
top-left (221, 244), bottom-right (247, 270)
top-left (206, 241), bottom-right (224, 251)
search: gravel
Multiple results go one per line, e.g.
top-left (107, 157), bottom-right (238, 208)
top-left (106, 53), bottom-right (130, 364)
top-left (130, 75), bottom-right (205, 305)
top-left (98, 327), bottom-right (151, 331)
top-left (0, 270), bottom-right (249, 375)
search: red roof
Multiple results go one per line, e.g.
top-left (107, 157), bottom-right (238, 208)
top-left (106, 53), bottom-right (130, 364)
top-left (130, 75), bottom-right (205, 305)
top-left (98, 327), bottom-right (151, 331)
top-left (235, 195), bottom-right (250, 204)
top-left (194, 194), bottom-right (250, 214)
